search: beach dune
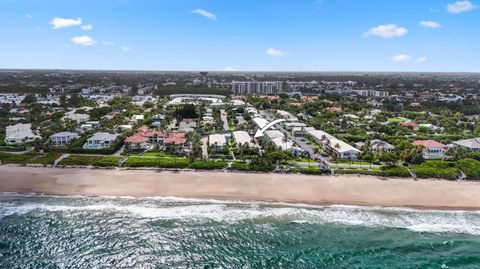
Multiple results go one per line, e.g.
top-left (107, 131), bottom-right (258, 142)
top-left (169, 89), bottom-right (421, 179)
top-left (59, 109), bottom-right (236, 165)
top-left (1, 165), bottom-right (480, 210)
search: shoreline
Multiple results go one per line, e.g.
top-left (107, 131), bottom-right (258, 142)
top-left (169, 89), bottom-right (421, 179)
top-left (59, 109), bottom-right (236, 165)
top-left (1, 165), bottom-right (480, 211)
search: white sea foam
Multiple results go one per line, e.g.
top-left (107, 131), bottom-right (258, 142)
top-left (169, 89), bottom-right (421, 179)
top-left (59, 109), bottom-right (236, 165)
top-left (1, 198), bottom-right (480, 235)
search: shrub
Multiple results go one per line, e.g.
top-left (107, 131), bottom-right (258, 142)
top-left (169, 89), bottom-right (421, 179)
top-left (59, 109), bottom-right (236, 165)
top-left (231, 161), bottom-right (250, 171)
top-left (458, 158), bottom-right (480, 180)
top-left (380, 166), bottom-right (410, 177)
top-left (189, 161), bottom-right (227, 170)
top-left (124, 157), bottom-right (189, 168)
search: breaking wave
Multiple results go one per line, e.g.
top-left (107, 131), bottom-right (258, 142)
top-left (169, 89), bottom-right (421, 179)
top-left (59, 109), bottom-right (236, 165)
top-left (1, 195), bottom-right (480, 235)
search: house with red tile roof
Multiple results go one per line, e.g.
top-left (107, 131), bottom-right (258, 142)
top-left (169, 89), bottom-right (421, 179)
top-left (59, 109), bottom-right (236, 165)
top-left (125, 126), bottom-right (166, 150)
top-left (324, 106), bottom-right (342, 113)
top-left (401, 121), bottom-right (419, 130)
top-left (412, 140), bottom-right (447, 159)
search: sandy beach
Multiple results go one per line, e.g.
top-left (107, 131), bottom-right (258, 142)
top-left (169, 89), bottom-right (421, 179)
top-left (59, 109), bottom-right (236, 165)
top-left (1, 165), bottom-right (480, 210)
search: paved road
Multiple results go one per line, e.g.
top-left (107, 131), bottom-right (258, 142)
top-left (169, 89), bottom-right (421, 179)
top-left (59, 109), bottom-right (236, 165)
top-left (220, 109), bottom-right (229, 132)
top-left (200, 137), bottom-right (209, 158)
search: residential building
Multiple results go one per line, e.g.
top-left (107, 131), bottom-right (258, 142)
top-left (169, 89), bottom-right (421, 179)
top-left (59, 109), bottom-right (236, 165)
top-left (232, 131), bottom-right (253, 147)
top-left (369, 139), bottom-right (395, 154)
top-left (63, 111), bottom-right (89, 123)
top-left (209, 134), bottom-right (229, 152)
top-left (353, 89), bottom-right (390, 98)
top-left (163, 132), bottom-right (187, 145)
top-left (231, 81), bottom-right (283, 95)
top-left (83, 132), bottom-right (118, 150)
top-left (307, 129), bottom-right (360, 160)
top-left (453, 138), bottom-right (480, 152)
top-left (412, 140), bottom-right (447, 159)
top-left (4, 123), bottom-right (40, 145)
top-left (50, 132), bottom-right (80, 147)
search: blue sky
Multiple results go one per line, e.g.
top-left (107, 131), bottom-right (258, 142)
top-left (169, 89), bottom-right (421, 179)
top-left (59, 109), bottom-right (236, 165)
top-left (0, 0), bottom-right (479, 72)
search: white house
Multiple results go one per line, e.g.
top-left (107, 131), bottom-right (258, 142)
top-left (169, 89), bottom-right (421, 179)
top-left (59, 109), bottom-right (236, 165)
top-left (63, 111), bottom-right (90, 123)
top-left (50, 132), bottom-right (80, 146)
top-left (83, 132), bottom-right (118, 150)
top-left (4, 123), bottom-right (40, 145)
top-left (369, 139), bottom-right (395, 154)
top-left (209, 134), bottom-right (229, 152)
top-left (453, 138), bottom-right (480, 152)
top-left (412, 140), bottom-right (447, 159)
top-left (232, 131), bottom-right (253, 147)
top-left (307, 129), bottom-right (360, 160)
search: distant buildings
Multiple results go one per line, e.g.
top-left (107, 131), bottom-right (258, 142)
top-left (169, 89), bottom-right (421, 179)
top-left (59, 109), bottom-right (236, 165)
top-left (83, 132), bottom-right (118, 150)
top-left (231, 81), bottom-right (283, 95)
top-left (354, 89), bottom-right (389, 98)
top-left (5, 123), bottom-right (40, 145)
top-left (412, 140), bottom-right (447, 159)
top-left (50, 132), bottom-right (80, 147)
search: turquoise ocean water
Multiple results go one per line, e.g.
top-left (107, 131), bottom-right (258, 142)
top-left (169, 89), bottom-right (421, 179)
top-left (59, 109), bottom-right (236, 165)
top-left (1, 194), bottom-right (480, 268)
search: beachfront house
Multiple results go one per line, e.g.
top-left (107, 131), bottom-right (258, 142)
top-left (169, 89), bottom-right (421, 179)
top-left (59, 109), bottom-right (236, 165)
top-left (83, 132), bottom-right (118, 150)
top-left (452, 137), bottom-right (480, 152)
top-left (208, 134), bottom-right (229, 153)
top-left (369, 139), bottom-right (395, 154)
top-left (232, 131), bottom-right (254, 147)
top-left (50, 132), bottom-right (80, 147)
top-left (4, 123), bottom-right (40, 145)
top-left (412, 140), bottom-right (447, 159)
top-left (307, 129), bottom-right (360, 160)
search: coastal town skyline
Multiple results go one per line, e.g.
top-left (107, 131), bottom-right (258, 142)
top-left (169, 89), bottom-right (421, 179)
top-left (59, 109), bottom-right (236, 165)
top-left (1, 0), bottom-right (479, 72)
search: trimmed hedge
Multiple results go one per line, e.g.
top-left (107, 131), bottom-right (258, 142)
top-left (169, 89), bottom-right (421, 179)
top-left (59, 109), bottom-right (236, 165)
top-left (0, 152), bottom-right (61, 165)
top-left (231, 161), bottom-right (250, 171)
top-left (59, 156), bottom-right (121, 167)
top-left (380, 166), bottom-right (410, 177)
top-left (124, 157), bottom-right (190, 169)
top-left (124, 157), bottom-right (228, 170)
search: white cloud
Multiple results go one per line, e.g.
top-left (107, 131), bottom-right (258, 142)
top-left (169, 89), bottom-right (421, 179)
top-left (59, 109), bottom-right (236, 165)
top-left (121, 46), bottom-right (132, 52)
top-left (363, 24), bottom-right (408, 38)
top-left (420, 21), bottom-right (442, 29)
top-left (391, 54), bottom-right (412, 62)
top-left (102, 41), bottom-right (115, 46)
top-left (447, 0), bottom-right (477, 13)
top-left (266, 48), bottom-right (285, 57)
top-left (50, 17), bottom-right (82, 29)
top-left (25, 14), bottom-right (33, 19)
top-left (81, 24), bottom-right (93, 31)
top-left (192, 9), bottom-right (217, 21)
top-left (223, 66), bottom-right (236, 71)
top-left (70, 35), bottom-right (97, 46)
top-left (417, 57), bottom-right (428, 64)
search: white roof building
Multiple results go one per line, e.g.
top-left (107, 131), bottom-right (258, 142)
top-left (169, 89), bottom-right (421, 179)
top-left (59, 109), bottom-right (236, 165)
top-left (232, 131), bottom-right (253, 147)
top-left (83, 132), bottom-right (118, 150)
top-left (63, 111), bottom-right (90, 123)
top-left (253, 117), bottom-right (269, 129)
top-left (50, 132), bottom-right (80, 146)
top-left (307, 129), bottom-right (360, 160)
top-left (277, 110), bottom-right (298, 121)
top-left (5, 123), bottom-right (40, 145)
top-left (453, 137), bottom-right (480, 152)
top-left (208, 134), bottom-right (228, 149)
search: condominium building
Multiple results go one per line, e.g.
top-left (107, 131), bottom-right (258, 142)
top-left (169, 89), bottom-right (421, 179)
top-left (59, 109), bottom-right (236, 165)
top-left (231, 81), bottom-right (283, 95)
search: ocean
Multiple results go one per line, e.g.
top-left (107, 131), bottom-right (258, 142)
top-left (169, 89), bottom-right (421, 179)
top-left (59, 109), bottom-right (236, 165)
top-left (1, 194), bottom-right (480, 268)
